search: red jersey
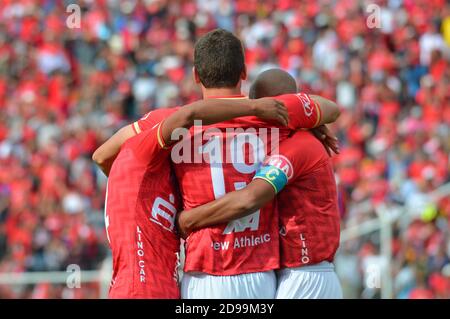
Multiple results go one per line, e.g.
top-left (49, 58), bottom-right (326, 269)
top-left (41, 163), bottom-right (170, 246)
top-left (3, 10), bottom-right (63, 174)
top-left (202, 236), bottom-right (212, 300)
top-left (105, 110), bottom-right (181, 298)
top-left (265, 130), bottom-right (341, 268)
top-left (172, 94), bottom-right (321, 276)
top-left (132, 107), bottom-right (179, 133)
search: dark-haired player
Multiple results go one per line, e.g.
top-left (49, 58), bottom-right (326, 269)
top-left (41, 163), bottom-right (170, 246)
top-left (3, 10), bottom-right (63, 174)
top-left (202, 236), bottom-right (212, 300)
top-left (95, 29), bottom-right (340, 299)
top-left (100, 97), bottom-right (289, 298)
top-left (173, 30), bottom-right (340, 299)
top-left (178, 69), bottom-right (343, 299)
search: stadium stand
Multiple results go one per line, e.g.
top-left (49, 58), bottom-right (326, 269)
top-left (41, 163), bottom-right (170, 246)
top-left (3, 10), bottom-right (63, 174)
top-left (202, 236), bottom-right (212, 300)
top-left (0, 0), bottom-right (448, 298)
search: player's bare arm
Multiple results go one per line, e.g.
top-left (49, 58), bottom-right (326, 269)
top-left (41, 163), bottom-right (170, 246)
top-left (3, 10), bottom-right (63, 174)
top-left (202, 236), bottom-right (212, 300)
top-left (175, 96), bottom-right (341, 237)
top-left (310, 95), bottom-right (341, 126)
top-left (160, 97), bottom-right (289, 146)
top-left (177, 178), bottom-right (277, 239)
top-left (306, 96), bottom-right (341, 156)
top-left (92, 124), bottom-right (135, 176)
top-left (176, 123), bottom-right (340, 238)
top-left (92, 98), bottom-right (288, 176)
top-left (293, 94), bottom-right (340, 156)
top-left (311, 124), bottom-right (340, 156)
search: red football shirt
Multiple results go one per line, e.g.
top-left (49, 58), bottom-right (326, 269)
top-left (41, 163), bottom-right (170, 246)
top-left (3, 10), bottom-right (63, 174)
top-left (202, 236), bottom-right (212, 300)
top-left (105, 116), bottom-right (181, 298)
top-left (267, 130), bottom-right (341, 268)
top-left (171, 94), bottom-right (322, 276)
top-left (132, 107), bottom-right (179, 133)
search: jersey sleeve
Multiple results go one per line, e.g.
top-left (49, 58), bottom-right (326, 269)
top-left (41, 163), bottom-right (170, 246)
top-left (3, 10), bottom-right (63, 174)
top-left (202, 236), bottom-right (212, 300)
top-left (252, 131), bottom-right (312, 193)
top-left (274, 93), bottom-right (322, 130)
top-left (132, 108), bottom-right (179, 134)
top-left (252, 150), bottom-right (297, 194)
top-left (132, 111), bottom-right (157, 134)
top-left (128, 121), bottom-right (171, 165)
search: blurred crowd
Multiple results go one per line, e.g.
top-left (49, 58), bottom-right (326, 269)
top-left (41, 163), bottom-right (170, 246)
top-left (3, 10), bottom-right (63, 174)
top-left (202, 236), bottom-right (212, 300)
top-left (0, 0), bottom-right (448, 298)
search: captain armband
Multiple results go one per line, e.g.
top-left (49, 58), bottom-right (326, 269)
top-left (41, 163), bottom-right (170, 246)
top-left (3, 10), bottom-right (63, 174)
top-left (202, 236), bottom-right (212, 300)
top-left (253, 165), bottom-right (288, 194)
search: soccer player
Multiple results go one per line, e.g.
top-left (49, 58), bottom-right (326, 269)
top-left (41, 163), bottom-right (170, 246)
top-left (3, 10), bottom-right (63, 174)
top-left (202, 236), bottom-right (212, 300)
top-left (177, 69), bottom-right (343, 299)
top-left (172, 29), bottom-right (340, 299)
top-left (95, 29), bottom-right (340, 299)
top-left (99, 96), bottom-right (289, 298)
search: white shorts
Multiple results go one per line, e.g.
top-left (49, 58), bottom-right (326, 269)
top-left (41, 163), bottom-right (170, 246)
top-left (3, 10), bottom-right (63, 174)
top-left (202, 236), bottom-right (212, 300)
top-left (275, 262), bottom-right (343, 299)
top-left (181, 271), bottom-right (276, 299)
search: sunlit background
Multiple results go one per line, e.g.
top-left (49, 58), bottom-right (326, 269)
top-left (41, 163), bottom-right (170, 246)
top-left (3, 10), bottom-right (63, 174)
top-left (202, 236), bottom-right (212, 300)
top-left (0, 0), bottom-right (449, 298)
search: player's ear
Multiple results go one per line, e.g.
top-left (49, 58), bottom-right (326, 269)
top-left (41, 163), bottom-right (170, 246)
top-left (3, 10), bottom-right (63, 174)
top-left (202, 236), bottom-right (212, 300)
top-left (241, 65), bottom-right (247, 81)
top-left (193, 66), bottom-right (201, 84)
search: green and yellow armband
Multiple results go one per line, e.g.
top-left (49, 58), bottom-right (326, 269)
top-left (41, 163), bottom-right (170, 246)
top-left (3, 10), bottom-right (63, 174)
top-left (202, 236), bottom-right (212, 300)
top-left (253, 165), bottom-right (288, 194)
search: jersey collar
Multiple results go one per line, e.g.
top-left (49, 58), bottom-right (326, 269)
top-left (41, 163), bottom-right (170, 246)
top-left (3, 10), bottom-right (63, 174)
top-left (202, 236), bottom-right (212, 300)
top-left (206, 94), bottom-right (247, 99)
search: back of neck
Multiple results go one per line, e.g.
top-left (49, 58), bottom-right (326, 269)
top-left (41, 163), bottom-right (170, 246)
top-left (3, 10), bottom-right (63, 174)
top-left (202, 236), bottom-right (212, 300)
top-left (202, 87), bottom-right (243, 98)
